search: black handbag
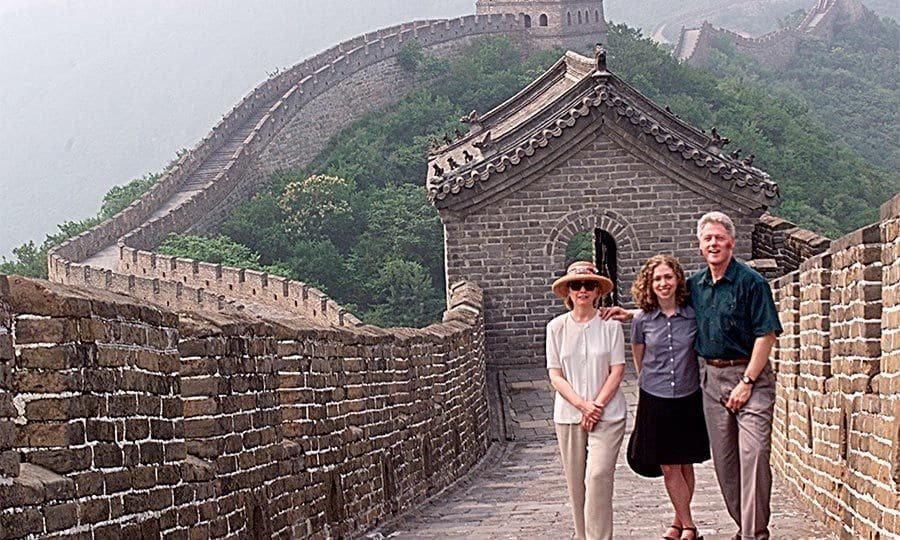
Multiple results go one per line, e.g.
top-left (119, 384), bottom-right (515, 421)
top-left (626, 418), bottom-right (663, 478)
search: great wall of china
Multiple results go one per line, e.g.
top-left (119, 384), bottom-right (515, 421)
top-left (674, 0), bottom-right (868, 68)
top-left (0, 2), bottom-right (894, 537)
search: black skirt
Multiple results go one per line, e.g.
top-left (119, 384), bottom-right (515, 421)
top-left (627, 388), bottom-right (710, 477)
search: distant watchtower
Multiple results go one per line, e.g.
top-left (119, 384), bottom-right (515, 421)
top-left (476, 0), bottom-right (608, 53)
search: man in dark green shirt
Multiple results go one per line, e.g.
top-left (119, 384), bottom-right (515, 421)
top-left (689, 211), bottom-right (782, 540)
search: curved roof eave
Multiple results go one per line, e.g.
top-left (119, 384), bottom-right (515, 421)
top-left (426, 52), bottom-right (778, 212)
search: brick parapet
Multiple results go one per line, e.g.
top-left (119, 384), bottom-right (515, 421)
top-left (752, 212), bottom-right (831, 276)
top-left (0, 275), bottom-right (488, 538)
top-left (116, 246), bottom-right (360, 327)
top-left (0, 275), bottom-right (183, 538)
top-left (829, 223), bottom-right (883, 394)
top-left (0, 276), bottom-right (19, 481)
top-left (881, 194), bottom-right (900, 391)
top-left (769, 201), bottom-right (900, 538)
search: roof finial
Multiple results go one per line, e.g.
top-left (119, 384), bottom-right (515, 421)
top-left (710, 127), bottom-right (730, 147)
top-left (595, 43), bottom-right (608, 72)
top-left (461, 109), bottom-right (481, 125)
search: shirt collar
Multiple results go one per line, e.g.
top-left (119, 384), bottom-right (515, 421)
top-left (701, 257), bottom-right (737, 285)
top-left (648, 305), bottom-right (690, 319)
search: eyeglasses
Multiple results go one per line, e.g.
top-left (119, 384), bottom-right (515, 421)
top-left (568, 281), bottom-right (598, 292)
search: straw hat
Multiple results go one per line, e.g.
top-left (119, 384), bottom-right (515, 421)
top-left (551, 261), bottom-right (614, 299)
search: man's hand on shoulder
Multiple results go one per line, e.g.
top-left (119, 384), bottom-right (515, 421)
top-left (600, 306), bottom-right (636, 322)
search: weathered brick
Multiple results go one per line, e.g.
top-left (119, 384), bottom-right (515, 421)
top-left (45, 501), bottom-right (78, 532)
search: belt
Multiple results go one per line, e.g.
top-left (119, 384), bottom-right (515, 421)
top-left (703, 357), bottom-right (750, 368)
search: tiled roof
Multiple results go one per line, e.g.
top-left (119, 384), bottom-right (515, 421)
top-left (426, 51), bottom-right (778, 208)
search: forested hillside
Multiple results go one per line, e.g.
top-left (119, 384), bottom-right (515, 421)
top-left (705, 9), bottom-right (899, 171)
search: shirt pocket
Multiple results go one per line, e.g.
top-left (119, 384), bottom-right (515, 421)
top-left (718, 294), bottom-right (739, 330)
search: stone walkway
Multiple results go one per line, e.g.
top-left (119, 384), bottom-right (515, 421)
top-left (376, 366), bottom-right (832, 539)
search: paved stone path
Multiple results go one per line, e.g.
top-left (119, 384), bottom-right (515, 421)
top-left (376, 366), bottom-right (832, 539)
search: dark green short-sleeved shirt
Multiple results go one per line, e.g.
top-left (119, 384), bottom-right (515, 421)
top-left (687, 258), bottom-right (782, 359)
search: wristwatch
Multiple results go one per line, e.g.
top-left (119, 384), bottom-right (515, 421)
top-left (741, 374), bottom-right (756, 386)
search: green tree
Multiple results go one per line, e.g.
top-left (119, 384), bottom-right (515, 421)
top-left (156, 234), bottom-right (263, 269)
top-left (363, 259), bottom-right (444, 327)
top-left (565, 231), bottom-right (594, 266)
top-left (278, 174), bottom-right (357, 249)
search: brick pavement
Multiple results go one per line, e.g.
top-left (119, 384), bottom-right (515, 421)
top-left (376, 366), bottom-right (833, 539)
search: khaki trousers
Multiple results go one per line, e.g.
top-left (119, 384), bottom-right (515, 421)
top-left (555, 420), bottom-right (625, 540)
top-left (701, 363), bottom-right (776, 540)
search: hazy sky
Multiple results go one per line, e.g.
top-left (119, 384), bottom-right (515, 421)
top-left (0, 0), bottom-right (473, 258)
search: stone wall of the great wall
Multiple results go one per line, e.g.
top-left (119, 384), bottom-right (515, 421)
top-left (0, 276), bottom-right (489, 539)
top-left (770, 193), bottom-right (900, 538)
top-left (46, 15), bottom-right (526, 265)
top-left (48, 14), bottom-right (533, 330)
top-left (687, 22), bottom-right (801, 69)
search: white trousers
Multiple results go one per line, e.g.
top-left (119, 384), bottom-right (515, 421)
top-left (555, 419), bottom-right (625, 540)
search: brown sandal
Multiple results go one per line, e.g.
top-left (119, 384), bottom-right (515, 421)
top-left (662, 525), bottom-right (683, 540)
top-left (681, 526), bottom-right (704, 540)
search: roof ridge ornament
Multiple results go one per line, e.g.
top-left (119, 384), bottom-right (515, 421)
top-left (594, 43), bottom-right (608, 72)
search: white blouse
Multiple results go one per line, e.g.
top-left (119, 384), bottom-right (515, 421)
top-left (546, 312), bottom-right (627, 424)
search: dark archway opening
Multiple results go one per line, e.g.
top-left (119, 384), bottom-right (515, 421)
top-left (523, 14), bottom-right (532, 28)
top-left (539, 13), bottom-right (548, 27)
top-left (595, 229), bottom-right (618, 306)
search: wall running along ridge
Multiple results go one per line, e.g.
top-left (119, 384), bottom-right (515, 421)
top-left (769, 193), bottom-right (900, 538)
top-left (675, 0), bottom-right (864, 69)
top-left (0, 276), bottom-right (488, 538)
top-left (47, 13), bottom-right (533, 327)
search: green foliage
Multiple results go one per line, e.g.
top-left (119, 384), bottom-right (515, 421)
top-left (279, 174), bottom-right (357, 247)
top-left (364, 259), bottom-right (444, 328)
top-left (0, 215), bottom-right (103, 279)
top-left (397, 40), bottom-right (425, 72)
top-left (0, 241), bottom-right (46, 278)
top-left (201, 36), bottom-right (561, 327)
top-left (157, 234), bottom-right (263, 269)
top-left (565, 231), bottom-right (594, 266)
top-left (99, 174), bottom-right (159, 219)
top-left (707, 13), bottom-right (900, 171)
top-left (606, 22), bottom-right (898, 238)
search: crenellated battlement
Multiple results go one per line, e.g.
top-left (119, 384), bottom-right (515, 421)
top-left (0, 276), bottom-right (488, 538)
top-left (768, 193), bottom-right (900, 538)
top-left (674, 0), bottom-right (867, 68)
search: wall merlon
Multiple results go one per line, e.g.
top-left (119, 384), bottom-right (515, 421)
top-left (881, 192), bottom-right (900, 221)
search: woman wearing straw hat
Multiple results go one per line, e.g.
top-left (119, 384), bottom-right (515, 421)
top-left (628, 254), bottom-right (709, 540)
top-left (547, 261), bottom-right (627, 540)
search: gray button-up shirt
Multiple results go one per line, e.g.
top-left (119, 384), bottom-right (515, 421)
top-left (631, 306), bottom-right (699, 398)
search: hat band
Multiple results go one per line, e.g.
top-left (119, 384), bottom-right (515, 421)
top-left (568, 266), bottom-right (599, 276)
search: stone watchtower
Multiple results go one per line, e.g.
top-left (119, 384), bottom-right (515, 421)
top-left (428, 51), bottom-right (778, 367)
top-left (476, 0), bottom-right (608, 52)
